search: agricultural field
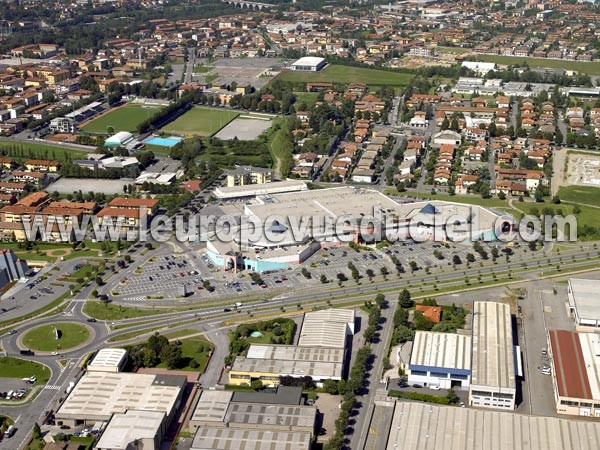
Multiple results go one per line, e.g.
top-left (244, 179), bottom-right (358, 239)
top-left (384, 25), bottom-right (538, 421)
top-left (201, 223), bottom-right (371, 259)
top-left (80, 105), bottom-right (161, 134)
top-left (160, 107), bottom-right (239, 137)
top-left (475, 55), bottom-right (600, 76)
top-left (276, 64), bottom-right (414, 88)
top-left (0, 140), bottom-right (87, 162)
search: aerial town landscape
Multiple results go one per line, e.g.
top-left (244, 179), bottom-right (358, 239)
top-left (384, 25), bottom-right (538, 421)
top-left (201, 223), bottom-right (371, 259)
top-left (3, 0), bottom-right (600, 449)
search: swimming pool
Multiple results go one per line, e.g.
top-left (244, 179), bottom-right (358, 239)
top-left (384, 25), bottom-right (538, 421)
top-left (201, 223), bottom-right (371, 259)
top-left (144, 136), bottom-right (183, 147)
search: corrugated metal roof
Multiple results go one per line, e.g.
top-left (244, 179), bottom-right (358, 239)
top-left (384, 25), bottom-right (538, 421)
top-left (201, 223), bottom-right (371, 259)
top-left (549, 329), bottom-right (593, 399)
top-left (410, 331), bottom-right (471, 371)
top-left (471, 301), bottom-right (515, 390)
top-left (386, 401), bottom-right (600, 450)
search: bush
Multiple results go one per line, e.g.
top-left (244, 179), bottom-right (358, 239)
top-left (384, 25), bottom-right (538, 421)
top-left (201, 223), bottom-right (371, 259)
top-left (388, 390), bottom-right (452, 404)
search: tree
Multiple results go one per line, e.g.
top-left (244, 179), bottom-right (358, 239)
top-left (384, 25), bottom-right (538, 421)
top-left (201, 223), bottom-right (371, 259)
top-left (320, 274), bottom-right (328, 284)
top-left (95, 276), bottom-right (103, 286)
top-left (32, 423), bottom-right (41, 440)
top-left (161, 343), bottom-right (183, 369)
top-left (250, 379), bottom-right (263, 391)
top-left (452, 255), bottom-right (462, 265)
top-left (380, 266), bottom-right (389, 279)
top-left (398, 289), bottom-right (413, 308)
top-left (323, 379), bottom-right (339, 395)
top-left (413, 311), bottom-right (434, 331)
top-left (466, 253), bottom-right (475, 263)
top-left (446, 388), bottom-right (459, 404)
top-left (366, 268), bottom-right (375, 281)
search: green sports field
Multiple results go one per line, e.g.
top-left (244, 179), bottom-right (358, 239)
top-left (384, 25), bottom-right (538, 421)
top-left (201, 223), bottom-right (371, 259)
top-left (160, 107), bottom-right (239, 137)
top-left (474, 55), bottom-right (600, 76)
top-left (276, 64), bottom-right (414, 88)
top-left (22, 322), bottom-right (92, 352)
top-left (81, 105), bottom-right (161, 134)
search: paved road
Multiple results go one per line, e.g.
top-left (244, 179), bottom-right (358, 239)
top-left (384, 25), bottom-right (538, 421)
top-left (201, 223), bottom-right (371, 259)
top-left (184, 47), bottom-right (195, 84)
top-left (352, 298), bottom-right (397, 450)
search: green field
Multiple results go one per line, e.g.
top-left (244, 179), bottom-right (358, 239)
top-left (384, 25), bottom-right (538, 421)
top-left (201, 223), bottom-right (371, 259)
top-left (23, 323), bottom-right (91, 352)
top-left (0, 357), bottom-right (50, 385)
top-left (160, 107), bottom-right (239, 137)
top-left (558, 185), bottom-right (600, 207)
top-left (0, 140), bottom-right (87, 162)
top-left (474, 55), bottom-right (600, 76)
top-left (157, 337), bottom-right (213, 372)
top-left (276, 64), bottom-right (414, 87)
top-left (83, 301), bottom-right (163, 321)
top-left (81, 105), bottom-right (161, 134)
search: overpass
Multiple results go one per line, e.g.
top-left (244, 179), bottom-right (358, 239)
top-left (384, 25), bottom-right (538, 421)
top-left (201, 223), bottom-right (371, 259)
top-left (221, 0), bottom-right (276, 10)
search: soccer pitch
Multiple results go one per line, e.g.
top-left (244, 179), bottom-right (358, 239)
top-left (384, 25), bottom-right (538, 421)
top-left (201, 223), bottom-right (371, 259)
top-left (80, 105), bottom-right (160, 134)
top-left (160, 107), bottom-right (239, 137)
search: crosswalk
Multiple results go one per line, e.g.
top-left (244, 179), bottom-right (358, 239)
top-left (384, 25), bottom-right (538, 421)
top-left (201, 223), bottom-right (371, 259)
top-left (124, 296), bottom-right (147, 302)
top-left (44, 385), bottom-right (61, 391)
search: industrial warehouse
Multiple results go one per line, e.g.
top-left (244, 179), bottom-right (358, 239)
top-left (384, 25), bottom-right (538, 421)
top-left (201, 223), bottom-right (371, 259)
top-left (228, 308), bottom-right (354, 387)
top-left (54, 348), bottom-right (186, 450)
top-left (566, 278), bottom-right (600, 331)
top-left (384, 401), bottom-right (600, 450)
top-left (189, 387), bottom-right (316, 450)
top-left (549, 329), bottom-right (600, 417)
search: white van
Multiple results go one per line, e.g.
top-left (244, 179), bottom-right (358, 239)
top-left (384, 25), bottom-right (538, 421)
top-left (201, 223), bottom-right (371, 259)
top-left (4, 425), bottom-right (15, 438)
top-left (6, 390), bottom-right (13, 400)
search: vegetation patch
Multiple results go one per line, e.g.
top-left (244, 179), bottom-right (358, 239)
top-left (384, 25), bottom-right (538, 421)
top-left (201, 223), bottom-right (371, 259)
top-left (22, 322), bottom-right (91, 352)
top-left (225, 318), bottom-right (295, 366)
top-left (80, 105), bottom-right (161, 134)
top-left (160, 107), bottom-right (239, 136)
top-left (0, 357), bottom-right (50, 385)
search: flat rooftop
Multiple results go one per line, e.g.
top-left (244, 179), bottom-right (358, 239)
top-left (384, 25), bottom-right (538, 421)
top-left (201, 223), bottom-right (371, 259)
top-left (191, 427), bottom-right (311, 450)
top-left (95, 409), bottom-right (164, 450)
top-left (190, 390), bottom-right (233, 424)
top-left (247, 344), bottom-right (345, 364)
top-left (55, 372), bottom-right (185, 421)
top-left (471, 301), bottom-right (515, 390)
top-left (410, 331), bottom-right (472, 372)
top-left (298, 308), bottom-right (355, 349)
top-left (214, 179), bottom-right (308, 199)
top-left (226, 402), bottom-right (316, 430)
top-left (386, 401), bottom-right (600, 450)
top-left (568, 278), bottom-right (600, 320)
top-left (87, 348), bottom-right (127, 371)
top-left (230, 356), bottom-right (343, 380)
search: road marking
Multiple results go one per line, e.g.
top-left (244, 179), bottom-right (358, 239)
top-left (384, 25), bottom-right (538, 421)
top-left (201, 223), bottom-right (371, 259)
top-left (45, 385), bottom-right (61, 390)
top-left (124, 296), bottom-right (147, 301)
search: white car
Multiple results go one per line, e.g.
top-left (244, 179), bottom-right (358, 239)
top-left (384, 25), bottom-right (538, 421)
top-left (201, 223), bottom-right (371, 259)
top-left (51, 351), bottom-right (58, 356)
top-left (430, 386), bottom-right (441, 391)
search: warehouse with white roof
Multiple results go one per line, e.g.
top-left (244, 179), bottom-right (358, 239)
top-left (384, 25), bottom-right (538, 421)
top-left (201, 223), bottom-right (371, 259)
top-left (87, 347), bottom-right (127, 373)
top-left (567, 278), bottom-right (600, 330)
top-left (228, 309), bottom-right (354, 387)
top-left (469, 301), bottom-right (517, 409)
top-left (291, 56), bottom-right (327, 72)
top-left (385, 401), bottom-right (600, 450)
top-left (408, 331), bottom-right (472, 389)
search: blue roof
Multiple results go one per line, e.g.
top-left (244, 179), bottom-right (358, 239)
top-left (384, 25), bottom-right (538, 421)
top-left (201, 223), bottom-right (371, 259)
top-left (420, 203), bottom-right (439, 215)
top-left (267, 220), bottom-right (288, 233)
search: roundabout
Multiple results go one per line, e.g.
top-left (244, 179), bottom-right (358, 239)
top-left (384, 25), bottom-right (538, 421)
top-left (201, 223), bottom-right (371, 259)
top-left (20, 322), bottom-right (93, 353)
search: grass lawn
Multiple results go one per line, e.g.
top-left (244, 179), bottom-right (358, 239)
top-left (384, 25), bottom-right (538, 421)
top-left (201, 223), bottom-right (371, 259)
top-left (160, 107), bottom-right (239, 137)
top-left (558, 185), bottom-right (600, 207)
top-left (81, 105), bottom-right (161, 134)
top-left (276, 64), bottom-right (414, 88)
top-left (22, 322), bottom-right (91, 352)
top-left (194, 65), bottom-right (213, 73)
top-left (474, 55), bottom-right (600, 76)
top-left (294, 91), bottom-right (320, 107)
top-left (83, 301), bottom-right (162, 321)
top-left (66, 264), bottom-right (98, 282)
top-left (0, 357), bottom-right (50, 385)
top-left (0, 139), bottom-right (87, 162)
top-left (157, 337), bottom-right (213, 372)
